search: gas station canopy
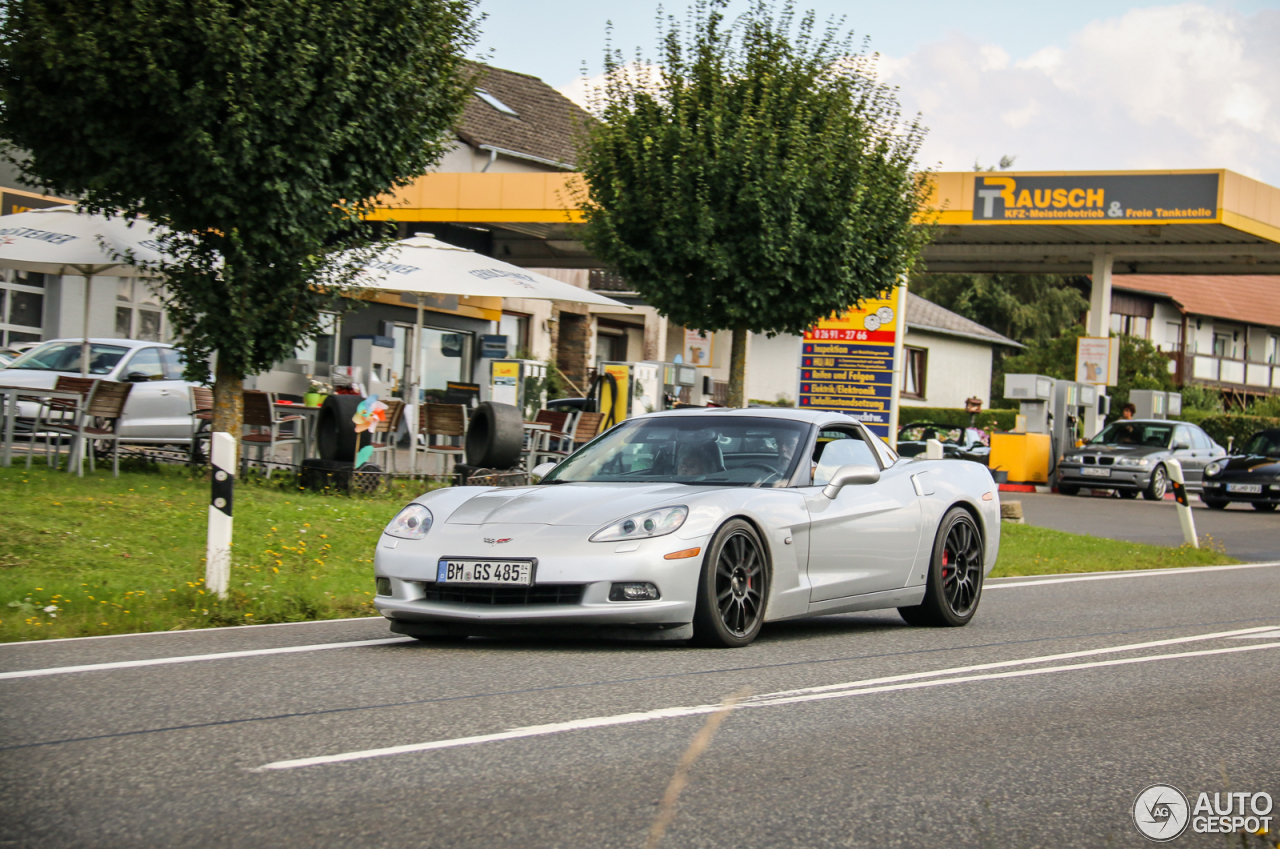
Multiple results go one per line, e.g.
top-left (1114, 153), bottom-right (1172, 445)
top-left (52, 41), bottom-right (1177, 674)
top-left (370, 168), bottom-right (1280, 275)
top-left (923, 169), bottom-right (1280, 276)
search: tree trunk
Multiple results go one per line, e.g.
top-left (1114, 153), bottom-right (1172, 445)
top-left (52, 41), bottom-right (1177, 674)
top-left (212, 356), bottom-right (244, 441)
top-left (727, 323), bottom-right (749, 408)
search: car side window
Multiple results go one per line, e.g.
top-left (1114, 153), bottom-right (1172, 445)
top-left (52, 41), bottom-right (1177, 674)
top-left (159, 348), bottom-right (186, 381)
top-left (123, 347), bottom-right (165, 381)
top-left (1190, 428), bottom-right (1211, 450)
top-left (812, 428), bottom-right (878, 486)
top-left (1174, 426), bottom-right (1194, 449)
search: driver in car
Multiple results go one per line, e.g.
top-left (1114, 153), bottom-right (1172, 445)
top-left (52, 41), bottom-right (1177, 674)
top-left (675, 439), bottom-right (722, 477)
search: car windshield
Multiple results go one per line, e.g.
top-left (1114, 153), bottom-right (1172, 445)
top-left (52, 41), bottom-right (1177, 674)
top-left (6, 341), bottom-right (128, 375)
top-left (899, 424), bottom-right (962, 444)
top-left (1243, 433), bottom-right (1280, 457)
top-left (1091, 421), bottom-right (1174, 448)
top-left (541, 415), bottom-right (810, 487)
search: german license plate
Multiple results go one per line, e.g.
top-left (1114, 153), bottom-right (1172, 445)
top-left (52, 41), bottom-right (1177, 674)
top-left (437, 559), bottom-right (533, 586)
top-left (1226, 483), bottom-right (1262, 494)
top-left (1081, 467), bottom-right (1111, 477)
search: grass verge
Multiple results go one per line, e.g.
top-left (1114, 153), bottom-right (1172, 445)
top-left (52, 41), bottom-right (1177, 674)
top-left (990, 522), bottom-right (1238, 577)
top-left (0, 461), bottom-right (429, 642)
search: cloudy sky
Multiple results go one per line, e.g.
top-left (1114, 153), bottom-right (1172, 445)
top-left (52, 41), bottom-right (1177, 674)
top-left (472, 1), bottom-right (1280, 185)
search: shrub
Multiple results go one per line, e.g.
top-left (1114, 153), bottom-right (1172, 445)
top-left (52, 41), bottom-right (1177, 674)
top-left (898, 406), bottom-right (1018, 432)
top-left (1195, 414), bottom-right (1280, 451)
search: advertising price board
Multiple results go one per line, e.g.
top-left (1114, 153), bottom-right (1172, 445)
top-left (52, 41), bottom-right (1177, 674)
top-left (797, 288), bottom-right (905, 439)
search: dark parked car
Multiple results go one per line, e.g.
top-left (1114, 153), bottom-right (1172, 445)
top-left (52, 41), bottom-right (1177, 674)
top-left (896, 422), bottom-right (991, 464)
top-left (1057, 419), bottom-right (1225, 500)
top-left (1200, 429), bottom-right (1280, 512)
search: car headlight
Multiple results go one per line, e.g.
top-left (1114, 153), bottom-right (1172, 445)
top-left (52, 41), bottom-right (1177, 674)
top-left (590, 505), bottom-right (688, 542)
top-left (383, 504), bottom-right (433, 539)
top-left (1204, 461), bottom-right (1224, 478)
top-left (1114, 457), bottom-right (1150, 467)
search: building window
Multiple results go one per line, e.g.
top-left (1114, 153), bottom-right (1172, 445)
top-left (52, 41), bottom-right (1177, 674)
top-left (116, 278), bottom-right (165, 342)
top-left (1267, 335), bottom-right (1279, 365)
top-left (1161, 322), bottom-right (1183, 353)
top-left (902, 346), bottom-right (927, 400)
top-left (1213, 332), bottom-right (1234, 358)
top-left (1109, 313), bottom-right (1149, 339)
top-left (0, 269), bottom-right (45, 347)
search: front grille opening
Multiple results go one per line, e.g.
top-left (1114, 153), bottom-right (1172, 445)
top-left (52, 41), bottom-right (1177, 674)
top-left (1083, 456), bottom-right (1096, 465)
top-left (1100, 457), bottom-right (1116, 466)
top-left (420, 583), bottom-right (585, 606)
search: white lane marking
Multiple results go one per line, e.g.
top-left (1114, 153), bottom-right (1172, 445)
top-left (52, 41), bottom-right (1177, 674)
top-left (0, 616), bottom-right (381, 648)
top-left (1229, 629), bottom-right (1280, 640)
top-left (0, 638), bottom-right (412, 681)
top-left (755, 624), bottom-right (1279, 701)
top-left (986, 561), bottom-right (1280, 589)
top-left (257, 640), bottom-right (1280, 771)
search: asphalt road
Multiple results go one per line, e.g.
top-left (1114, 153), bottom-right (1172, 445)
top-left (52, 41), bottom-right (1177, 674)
top-left (3, 563), bottom-right (1279, 848)
top-left (1011, 490), bottom-right (1280, 561)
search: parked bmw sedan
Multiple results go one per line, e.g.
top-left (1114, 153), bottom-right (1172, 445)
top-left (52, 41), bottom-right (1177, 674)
top-left (1057, 419), bottom-right (1225, 500)
top-left (1200, 429), bottom-right (1280, 512)
top-left (374, 408), bottom-right (1000, 648)
top-left (1, 338), bottom-right (198, 444)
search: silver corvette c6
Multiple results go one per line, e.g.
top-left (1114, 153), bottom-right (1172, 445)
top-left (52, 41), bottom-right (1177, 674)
top-left (373, 408), bottom-right (1000, 648)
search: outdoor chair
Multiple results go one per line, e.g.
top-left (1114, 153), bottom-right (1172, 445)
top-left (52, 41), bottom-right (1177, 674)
top-left (39, 379), bottom-right (134, 477)
top-left (530, 409), bottom-right (574, 467)
top-left (366, 398), bottom-right (406, 475)
top-left (417, 403), bottom-right (468, 475)
top-left (571, 411), bottom-right (606, 448)
top-left (24, 376), bottom-right (96, 471)
top-left (189, 385), bottom-right (214, 464)
top-left (240, 390), bottom-right (303, 477)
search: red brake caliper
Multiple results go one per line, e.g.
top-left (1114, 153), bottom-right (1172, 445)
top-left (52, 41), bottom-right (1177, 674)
top-left (942, 547), bottom-right (951, 579)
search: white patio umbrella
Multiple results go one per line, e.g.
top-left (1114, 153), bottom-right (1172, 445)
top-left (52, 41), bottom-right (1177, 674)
top-left (0, 205), bottom-right (169, 376)
top-left (353, 234), bottom-right (632, 474)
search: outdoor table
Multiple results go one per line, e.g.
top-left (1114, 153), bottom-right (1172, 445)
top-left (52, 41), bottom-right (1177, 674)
top-left (0, 384), bottom-right (90, 470)
top-left (275, 402), bottom-right (322, 461)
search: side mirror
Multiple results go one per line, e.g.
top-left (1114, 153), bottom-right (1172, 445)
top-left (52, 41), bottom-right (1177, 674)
top-left (530, 462), bottom-right (558, 482)
top-left (1172, 440), bottom-right (1191, 451)
top-left (822, 463), bottom-right (880, 499)
top-left (125, 371), bottom-right (152, 382)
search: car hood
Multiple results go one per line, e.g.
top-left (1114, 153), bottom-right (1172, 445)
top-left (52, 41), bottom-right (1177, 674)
top-left (1218, 455), bottom-right (1280, 477)
top-left (1076, 444), bottom-right (1166, 458)
top-left (443, 482), bottom-right (714, 527)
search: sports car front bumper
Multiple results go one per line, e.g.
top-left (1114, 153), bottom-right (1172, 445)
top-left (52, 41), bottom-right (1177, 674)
top-left (373, 525), bottom-right (709, 630)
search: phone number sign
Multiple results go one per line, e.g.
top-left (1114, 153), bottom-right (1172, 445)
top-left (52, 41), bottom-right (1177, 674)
top-left (797, 292), bottom-right (901, 438)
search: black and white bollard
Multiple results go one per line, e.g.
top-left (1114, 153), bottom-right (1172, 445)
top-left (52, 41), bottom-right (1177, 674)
top-left (1165, 458), bottom-right (1199, 549)
top-left (207, 432), bottom-right (235, 598)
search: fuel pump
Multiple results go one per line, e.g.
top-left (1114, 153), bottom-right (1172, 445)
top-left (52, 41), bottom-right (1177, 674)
top-left (481, 359), bottom-right (547, 413)
top-left (990, 374), bottom-right (1055, 486)
top-left (1051, 381), bottom-right (1097, 484)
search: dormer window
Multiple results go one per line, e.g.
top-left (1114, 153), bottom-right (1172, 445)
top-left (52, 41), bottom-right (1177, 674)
top-left (475, 89), bottom-right (518, 118)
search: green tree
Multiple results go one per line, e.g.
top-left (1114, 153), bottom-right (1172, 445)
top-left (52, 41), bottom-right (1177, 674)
top-left (577, 0), bottom-right (931, 406)
top-left (910, 273), bottom-right (1087, 346)
top-left (0, 0), bottom-right (478, 436)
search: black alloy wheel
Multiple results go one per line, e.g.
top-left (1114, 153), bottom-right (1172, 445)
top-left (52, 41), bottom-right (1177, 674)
top-left (1144, 464), bottom-right (1168, 501)
top-left (692, 519), bottom-right (768, 647)
top-left (899, 507), bottom-right (984, 627)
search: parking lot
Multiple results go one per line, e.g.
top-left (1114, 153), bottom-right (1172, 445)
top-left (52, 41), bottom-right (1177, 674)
top-left (1012, 491), bottom-right (1280, 562)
